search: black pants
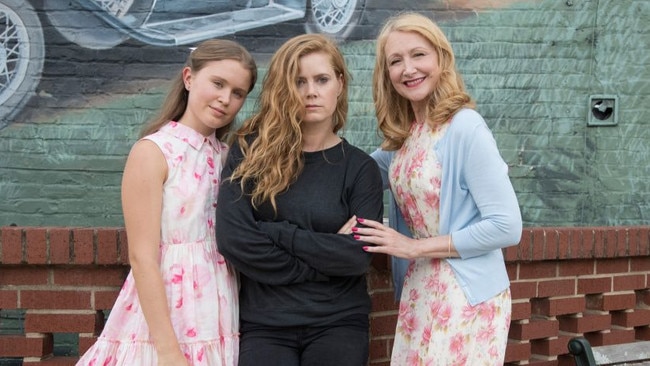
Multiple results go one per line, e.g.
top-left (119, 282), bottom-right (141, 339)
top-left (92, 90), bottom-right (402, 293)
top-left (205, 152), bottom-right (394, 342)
top-left (238, 317), bottom-right (369, 366)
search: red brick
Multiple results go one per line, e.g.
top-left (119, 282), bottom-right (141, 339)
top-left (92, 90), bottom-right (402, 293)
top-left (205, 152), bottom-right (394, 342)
top-left (78, 335), bottom-right (98, 355)
top-left (559, 313), bottom-right (611, 333)
top-left (26, 228), bottom-right (48, 264)
top-left (532, 296), bottom-right (585, 317)
top-left (0, 267), bottom-right (49, 286)
top-left (558, 259), bottom-right (594, 277)
top-left (611, 308), bottom-right (650, 328)
top-left (557, 228), bottom-right (571, 259)
top-left (118, 229), bottom-right (129, 264)
top-left (94, 290), bottom-right (120, 310)
top-left (532, 229), bottom-right (546, 260)
top-left (604, 228), bottom-right (618, 258)
top-left (511, 300), bottom-right (531, 321)
top-left (510, 280), bottom-right (537, 299)
top-left (368, 337), bottom-right (391, 361)
top-left (504, 340), bottom-right (530, 363)
top-left (369, 313), bottom-right (397, 337)
top-left (96, 229), bottom-right (119, 265)
top-left (515, 228), bottom-right (533, 261)
top-left (596, 258), bottom-right (629, 274)
top-left (52, 267), bottom-right (128, 287)
top-left (509, 319), bottom-right (559, 341)
top-left (578, 229), bottom-right (595, 259)
top-left (24, 312), bottom-right (103, 333)
top-left (530, 335), bottom-right (572, 357)
top-left (503, 244), bottom-right (518, 261)
top-left (367, 270), bottom-right (392, 292)
top-left (527, 359), bottom-right (557, 366)
top-left (639, 227), bottom-right (650, 255)
top-left (593, 228), bottom-right (606, 258)
top-left (0, 334), bottom-right (53, 357)
top-left (21, 290), bottom-right (91, 310)
top-left (613, 273), bottom-right (646, 291)
top-left (584, 328), bottom-right (635, 347)
top-left (577, 277), bottom-right (611, 294)
top-left (48, 228), bottom-right (72, 264)
top-left (537, 278), bottom-right (576, 297)
top-left (586, 292), bottom-right (636, 311)
top-left (627, 227), bottom-right (640, 256)
top-left (1, 227), bottom-right (24, 264)
top-left (630, 257), bottom-right (650, 271)
top-left (0, 289), bottom-right (18, 308)
top-left (72, 228), bottom-right (95, 264)
top-left (519, 262), bottom-right (557, 280)
top-left (545, 229), bottom-right (559, 260)
top-left (371, 291), bottom-right (400, 313)
top-left (23, 356), bottom-right (78, 366)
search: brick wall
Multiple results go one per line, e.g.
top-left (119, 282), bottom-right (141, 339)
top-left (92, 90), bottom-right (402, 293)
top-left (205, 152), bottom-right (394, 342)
top-left (1, 226), bottom-right (649, 365)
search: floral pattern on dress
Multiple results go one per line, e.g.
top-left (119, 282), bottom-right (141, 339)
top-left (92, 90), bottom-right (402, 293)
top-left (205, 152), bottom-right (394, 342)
top-left (76, 122), bottom-right (239, 366)
top-left (389, 121), bottom-right (511, 366)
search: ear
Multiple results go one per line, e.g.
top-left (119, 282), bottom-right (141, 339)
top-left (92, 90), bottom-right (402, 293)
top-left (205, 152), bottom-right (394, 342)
top-left (182, 66), bottom-right (192, 90)
top-left (337, 73), bottom-right (344, 97)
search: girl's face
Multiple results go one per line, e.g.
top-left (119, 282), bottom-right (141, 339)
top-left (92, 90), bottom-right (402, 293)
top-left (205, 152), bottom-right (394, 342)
top-left (296, 52), bottom-right (343, 128)
top-left (384, 31), bottom-right (441, 109)
top-left (182, 59), bottom-right (252, 136)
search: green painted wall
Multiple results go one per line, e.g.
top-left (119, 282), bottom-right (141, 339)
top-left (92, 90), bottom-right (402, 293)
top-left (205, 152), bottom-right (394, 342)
top-left (0, 0), bottom-right (648, 227)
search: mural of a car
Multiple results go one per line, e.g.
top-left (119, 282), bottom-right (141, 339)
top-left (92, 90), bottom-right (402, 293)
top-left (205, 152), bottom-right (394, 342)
top-left (0, 0), bottom-right (366, 128)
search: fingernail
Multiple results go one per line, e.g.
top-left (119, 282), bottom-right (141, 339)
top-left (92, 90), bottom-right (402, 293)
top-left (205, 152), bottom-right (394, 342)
top-left (357, 218), bottom-right (364, 223)
top-left (354, 235), bottom-right (360, 240)
top-left (351, 227), bottom-right (358, 232)
top-left (362, 246), bottom-right (369, 251)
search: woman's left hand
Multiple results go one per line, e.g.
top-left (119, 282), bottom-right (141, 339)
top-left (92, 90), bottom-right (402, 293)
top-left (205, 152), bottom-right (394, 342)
top-left (353, 218), bottom-right (418, 259)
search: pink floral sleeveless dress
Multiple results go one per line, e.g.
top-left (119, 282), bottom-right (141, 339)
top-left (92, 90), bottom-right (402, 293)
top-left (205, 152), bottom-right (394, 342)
top-left (389, 120), bottom-right (510, 365)
top-left (76, 122), bottom-right (239, 366)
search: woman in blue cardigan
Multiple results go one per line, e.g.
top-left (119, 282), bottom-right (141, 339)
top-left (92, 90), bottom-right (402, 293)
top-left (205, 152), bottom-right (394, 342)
top-left (353, 12), bottom-right (522, 365)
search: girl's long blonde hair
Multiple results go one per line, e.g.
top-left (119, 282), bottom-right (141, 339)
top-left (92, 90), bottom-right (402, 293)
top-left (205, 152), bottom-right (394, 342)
top-left (373, 12), bottom-right (475, 150)
top-left (140, 39), bottom-right (257, 140)
top-left (230, 34), bottom-right (350, 211)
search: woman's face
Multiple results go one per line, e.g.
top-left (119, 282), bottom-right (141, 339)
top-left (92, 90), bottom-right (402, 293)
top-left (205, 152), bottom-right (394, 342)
top-left (384, 31), bottom-right (441, 107)
top-left (296, 51), bottom-right (343, 127)
top-left (182, 59), bottom-right (252, 136)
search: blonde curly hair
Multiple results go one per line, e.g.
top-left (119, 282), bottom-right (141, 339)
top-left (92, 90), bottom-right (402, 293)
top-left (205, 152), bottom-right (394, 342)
top-left (230, 34), bottom-right (350, 211)
top-left (373, 12), bottom-right (475, 150)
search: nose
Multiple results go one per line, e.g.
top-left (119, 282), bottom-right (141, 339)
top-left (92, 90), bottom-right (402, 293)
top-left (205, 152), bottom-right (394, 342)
top-left (306, 82), bottom-right (318, 97)
top-left (402, 59), bottom-right (416, 77)
top-left (218, 90), bottom-right (230, 106)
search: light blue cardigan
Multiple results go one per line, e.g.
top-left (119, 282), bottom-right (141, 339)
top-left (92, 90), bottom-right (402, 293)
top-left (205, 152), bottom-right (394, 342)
top-left (371, 108), bottom-right (522, 306)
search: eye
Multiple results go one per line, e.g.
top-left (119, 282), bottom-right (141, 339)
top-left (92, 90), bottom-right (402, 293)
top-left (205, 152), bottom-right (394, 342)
top-left (388, 58), bottom-right (401, 66)
top-left (317, 76), bottom-right (330, 84)
top-left (233, 90), bottom-right (245, 99)
top-left (214, 80), bottom-right (224, 88)
top-left (296, 79), bottom-right (306, 87)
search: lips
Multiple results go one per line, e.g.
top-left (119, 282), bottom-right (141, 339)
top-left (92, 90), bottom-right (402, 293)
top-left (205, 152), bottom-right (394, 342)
top-left (210, 106), bottom-right (226, 116)
top-left (404, 77), bottom-right (426, 87)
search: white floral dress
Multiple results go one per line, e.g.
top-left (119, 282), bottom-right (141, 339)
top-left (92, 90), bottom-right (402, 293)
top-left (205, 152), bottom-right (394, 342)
top-left (76, 122), bottom-right (239, 366)
top-left (389, 120), bottom-right (511, 366)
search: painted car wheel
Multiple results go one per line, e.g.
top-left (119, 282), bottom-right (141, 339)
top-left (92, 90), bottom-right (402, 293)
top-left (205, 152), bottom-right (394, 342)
top-left (304, 0), bottom-right (366, 40)
top-left (0, 0), bottom-right (44, 129)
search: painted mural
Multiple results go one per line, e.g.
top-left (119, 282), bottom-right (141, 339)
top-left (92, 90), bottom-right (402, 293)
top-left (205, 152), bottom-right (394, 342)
top-left (1, 0), bottom-right (648, 228)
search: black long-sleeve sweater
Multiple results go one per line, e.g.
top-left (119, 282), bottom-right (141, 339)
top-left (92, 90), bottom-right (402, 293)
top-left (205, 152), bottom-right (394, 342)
top-left (215, 138), bottom-right (384, 327)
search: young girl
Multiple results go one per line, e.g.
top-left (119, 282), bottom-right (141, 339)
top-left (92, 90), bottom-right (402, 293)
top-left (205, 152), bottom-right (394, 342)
top-left (76, 39), bottom-right (257, 366)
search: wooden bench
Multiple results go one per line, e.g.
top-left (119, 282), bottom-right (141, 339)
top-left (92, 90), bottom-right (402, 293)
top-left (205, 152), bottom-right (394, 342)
top-left (568, 337), bottom-right (650, 365)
